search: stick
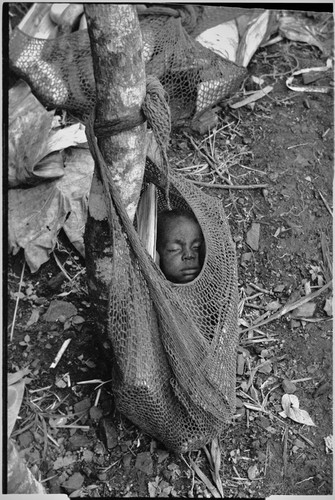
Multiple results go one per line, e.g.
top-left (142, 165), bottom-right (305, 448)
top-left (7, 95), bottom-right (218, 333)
top-left (10, 261), bottom-right (26, 342)
top-left (240, 280), bottom-right (332, 333)
top-left (230, 85), bottom-right (273, 109)
top-left (50, 338), bottom-right (72, 368)
top-left (189, 458), bottom-right (222, 498)
top-left (318, 190), bottom-right (333, 217)
top-left (189, 180), bottom-right (268, 190)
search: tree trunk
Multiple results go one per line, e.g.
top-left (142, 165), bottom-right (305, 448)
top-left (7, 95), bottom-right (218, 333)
top-left (84, 4), bottom-right (146, 341)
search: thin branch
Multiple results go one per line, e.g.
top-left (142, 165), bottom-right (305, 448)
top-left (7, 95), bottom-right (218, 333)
top-left (240, 280), bottom-right (332, 333)
top-left (188, 179), bottom-right (268, 190)
top-left (10, 260), bottom-right (26, 342)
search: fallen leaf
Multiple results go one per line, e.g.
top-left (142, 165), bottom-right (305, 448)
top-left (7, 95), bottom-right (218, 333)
top-left (49, 416), bottom-right (68, 428)
top-left (281, 394), bottom-right (316, 426)
top-left (8, 147), bottom-right (94, 272)
top-left (8, 367), bottom-right (31, 386)
top-left (26, 307), bottom-right (42, 327)
top-left (8, 380), bottom-right (26, 436)
top-left (279, 16), bottom-right (325, 53)
top-left (324, 435), bottom-right (333, 454)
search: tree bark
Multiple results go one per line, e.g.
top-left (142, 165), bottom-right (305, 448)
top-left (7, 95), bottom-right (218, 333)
top-left (84, 4), bottom-right (146, 341)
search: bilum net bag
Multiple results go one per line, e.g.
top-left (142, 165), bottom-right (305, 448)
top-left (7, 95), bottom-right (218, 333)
top-left (87, 117), bottom-right (239, 452)
top-left (9, 6), bottom-right (247, 124)
top-left (10, 5), bottom-right (240, 452)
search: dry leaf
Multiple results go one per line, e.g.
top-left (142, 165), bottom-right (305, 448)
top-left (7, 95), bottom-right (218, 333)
top-left (8, 380), bottom-right (26, 436)
top-left (281, 394), bottom-right (316, 426)
top-left (8, 147), bottom-right (94, 271)
top-left (324, 435), bottom-right (333, 454)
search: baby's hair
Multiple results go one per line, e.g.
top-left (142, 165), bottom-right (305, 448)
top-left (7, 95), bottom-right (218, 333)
top-left (157, 209), bottom-right (198, 246)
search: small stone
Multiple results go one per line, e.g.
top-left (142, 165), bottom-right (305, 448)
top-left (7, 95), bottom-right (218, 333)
top-left (99, 418), bottom-right (118, 449)
top-left (241, 252), bottom-right (252, 263)
top-left (74, 398), bottom-right (91, 415)
top-left (293, 438), bottom-right (305, 449)
top-left (258, 361), bottom-right (272, 374)
top-left (135, 452), bottom-right (153, 476)
top-left (90, 406), bottom-right (103, 423)
top-left (235, 397), bottom-right (243, 408)
top-left (82, 449), bottom-right (94, 462)
top-left (123, 453), bottom-right (132, 470)
top-left (98, 473), bottom-right (107, 481)
top-left (156, 449), bottom-right (169, 464)
top-left (282, 379), bottom-right (297, 394)
top-left (290, 319), bottom-right (301, 329)
top-left (62, 472), bottom-right (84, 492)
top-left (274, 284), bottom-right (285, 293)
top-left (44, 300), bottom-right (77, 322)
top-left (258, 416), bottom-right (271, 430)
top-left (246, 223), bottom-right (260, 251)
top-left (292, 302), bottom-right (316, 318)
top-left (68, 433), bottom-right (91, 450)
top-left (247, 464), bottom-right (259, 480)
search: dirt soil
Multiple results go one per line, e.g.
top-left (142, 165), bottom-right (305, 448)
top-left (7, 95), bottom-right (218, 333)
top-left (6, 8), bottom-right (333, 499)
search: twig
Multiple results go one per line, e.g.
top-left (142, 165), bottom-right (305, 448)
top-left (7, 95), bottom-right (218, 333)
top-left (50, 339), bottom-right (72, 369)
top-left (29, 385), bottom-right (52, 394)
top-left (249, 283), bottom-right (272, 294)
top-left (189, 457), bottom-right (222, 498)
top-left (240, 280), bottom-right (332, 333)
top-left (318, 190), bottom-right (333, 217)
top-left (56, 425), bottom-right (90, 430)
top-left (94, 387), bottom-right (101, 407)
top-left (290, 377), bottom-right (314, 383)
top-left (189, 179), bottom-right (268, 190)
top-left (282, 426), bottom-right (288, 477)
top-left (287, 142), bottom-right (313, 150)
top-left (296, 432), bottom-right (315, 448)
top-left (53, 252), bottom-right (72, 281)
top-left (10, 260), bottom-right (26, 341)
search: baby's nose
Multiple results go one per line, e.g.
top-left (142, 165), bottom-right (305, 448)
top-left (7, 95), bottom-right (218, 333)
top-left (183, 248), bottom-right (196, 260)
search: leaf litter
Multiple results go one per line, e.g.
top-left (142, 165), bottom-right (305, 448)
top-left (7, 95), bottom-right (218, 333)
top-left (7, 5), bottom-right (333, 498)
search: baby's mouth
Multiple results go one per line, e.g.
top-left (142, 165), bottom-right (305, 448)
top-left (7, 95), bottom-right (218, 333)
top-left (181, 268), bottom-right (199, 276)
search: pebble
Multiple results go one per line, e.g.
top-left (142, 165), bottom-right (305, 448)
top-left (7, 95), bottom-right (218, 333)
top-left (282, 379), bottom-right (297, 394)
top-left (246, 223), bottom-right (260, 251)
top-left (99, 418), bottom-right (118, 449)
top-left (135, 452), bottom-right (153, 476)
top-left (68, 433), bottom-right (91, 450)
top-left (44, 300), bottom-right (77, 322)
top-left (61, 472), bottom-right (84, 492)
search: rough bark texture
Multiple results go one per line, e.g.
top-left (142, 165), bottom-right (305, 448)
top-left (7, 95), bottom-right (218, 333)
top-left (84, 4), bottom-right (146, 340)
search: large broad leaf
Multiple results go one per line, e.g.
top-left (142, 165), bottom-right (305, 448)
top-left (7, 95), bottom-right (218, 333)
top-left (280, 394), bottom-right (316, 426)
top-left (59, 147), bottom-right (94, 256)
top-left (8, 109), bottom-right (57, 187)
top-left (8, 147), bottom-right (94, 272)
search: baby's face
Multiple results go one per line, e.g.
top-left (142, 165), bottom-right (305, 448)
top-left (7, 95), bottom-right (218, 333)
top-left (157, 216), bottom-right (204, 283)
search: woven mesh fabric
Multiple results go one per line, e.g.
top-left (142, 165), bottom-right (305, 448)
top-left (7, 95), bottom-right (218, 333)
top-left (101, 157), bottom-right (239, 453)
top-left (9, 12), bottom-right (247, 123)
